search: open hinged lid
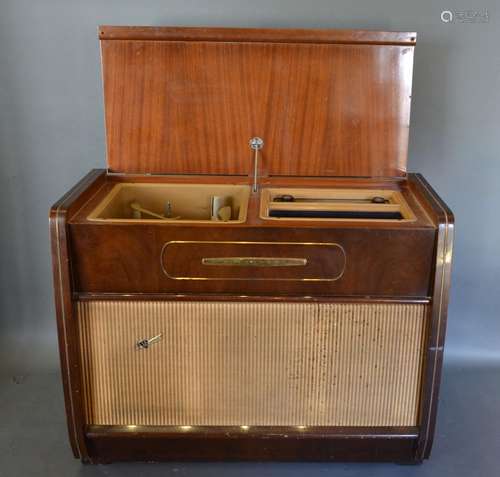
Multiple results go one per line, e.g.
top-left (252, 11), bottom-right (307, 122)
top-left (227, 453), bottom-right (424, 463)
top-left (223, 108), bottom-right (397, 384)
top-left (99, 26), bottom-right (416, 178)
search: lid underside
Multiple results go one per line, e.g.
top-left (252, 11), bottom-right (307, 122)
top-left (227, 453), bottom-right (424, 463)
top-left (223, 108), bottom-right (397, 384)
top-left (100, 26), bottom-right (415, 177)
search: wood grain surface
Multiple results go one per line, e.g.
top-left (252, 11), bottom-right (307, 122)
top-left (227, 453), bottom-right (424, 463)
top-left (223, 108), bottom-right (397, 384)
top-left (100, 28), bottom-right (414, 177)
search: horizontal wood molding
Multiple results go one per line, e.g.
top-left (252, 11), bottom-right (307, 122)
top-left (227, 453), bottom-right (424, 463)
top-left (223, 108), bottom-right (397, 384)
top-left (99, 26), bottom-right (417, 45)
top-left (74, 293), bottom-right (431, 303)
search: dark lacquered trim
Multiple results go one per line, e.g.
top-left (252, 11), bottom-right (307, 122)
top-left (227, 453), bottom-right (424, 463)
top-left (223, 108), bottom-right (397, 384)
top-left (85, 432), bottom-right (419, 463)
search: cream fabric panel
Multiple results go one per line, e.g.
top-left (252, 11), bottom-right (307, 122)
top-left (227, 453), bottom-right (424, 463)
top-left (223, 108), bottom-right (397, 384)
top-left (77, 301), bottom-right (427, 427)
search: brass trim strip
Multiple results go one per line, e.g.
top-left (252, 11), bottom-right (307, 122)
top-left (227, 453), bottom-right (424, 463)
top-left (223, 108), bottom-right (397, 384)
top-left (74, 292), bottom-right (432, 304)
top-left (87, 424), bottom-right (419, 438)
top-left (201, 257), bottom-right (307, 267)
top-left (160, 241), bottom-right (346, 281)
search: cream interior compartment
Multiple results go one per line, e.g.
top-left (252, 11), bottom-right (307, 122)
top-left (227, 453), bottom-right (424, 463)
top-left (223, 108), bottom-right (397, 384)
top-left (260, 188), bottom-right (416, 222)
top-left (87, 183), bottom-right (251, 223)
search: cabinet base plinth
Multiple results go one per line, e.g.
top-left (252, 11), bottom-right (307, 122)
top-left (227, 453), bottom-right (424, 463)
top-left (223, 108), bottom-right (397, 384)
top-left (84, 426), bottom-right (421, 463)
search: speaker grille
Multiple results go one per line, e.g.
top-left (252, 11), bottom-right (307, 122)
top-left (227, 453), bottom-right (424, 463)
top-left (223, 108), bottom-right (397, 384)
top-left (77, 301), bottom-right (427, 427)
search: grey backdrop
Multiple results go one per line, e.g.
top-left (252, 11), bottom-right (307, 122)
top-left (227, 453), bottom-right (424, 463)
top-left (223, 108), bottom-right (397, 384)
top-left (0, 0), bottom-right (498, 375)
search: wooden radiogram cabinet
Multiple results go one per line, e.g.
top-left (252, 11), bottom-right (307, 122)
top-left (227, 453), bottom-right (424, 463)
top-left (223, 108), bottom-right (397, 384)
top-left (50, 26), bottom-right (454, 463)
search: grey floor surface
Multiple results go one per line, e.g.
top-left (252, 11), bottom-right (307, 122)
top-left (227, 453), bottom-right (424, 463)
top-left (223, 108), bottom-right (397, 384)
top-left (0, 365), bottom-right (498, 477)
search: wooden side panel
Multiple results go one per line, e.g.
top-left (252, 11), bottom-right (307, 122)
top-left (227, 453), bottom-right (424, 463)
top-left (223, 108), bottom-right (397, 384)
top-left (408, 174), bottom-right (454, 459)
top-left (101, 38), bottom-right (414, 177)
top-left (77, 301), bottom-right (427, 427)
top-left (49, 169), bottom-right (107, 461)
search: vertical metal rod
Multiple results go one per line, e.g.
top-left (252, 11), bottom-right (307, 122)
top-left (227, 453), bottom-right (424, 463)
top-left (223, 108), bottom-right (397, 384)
top-left (249, 137), bottom-right (264, 193)
top-left (253, 148), bottom-right (259, 193)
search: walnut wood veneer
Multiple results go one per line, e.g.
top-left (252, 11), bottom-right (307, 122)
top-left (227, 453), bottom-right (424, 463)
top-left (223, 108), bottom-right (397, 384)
top-left (49, 26), bottom-right (454, 464)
